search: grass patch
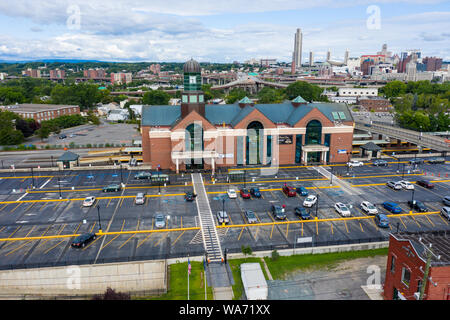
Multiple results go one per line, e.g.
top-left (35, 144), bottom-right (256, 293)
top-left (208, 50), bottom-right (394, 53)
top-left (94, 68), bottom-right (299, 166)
top-left (264, 248), bottom-right (388, 280)
top-left (133, 261), bottom-right (213, 300)
top-left (228, 257), bottom-right (268, 300)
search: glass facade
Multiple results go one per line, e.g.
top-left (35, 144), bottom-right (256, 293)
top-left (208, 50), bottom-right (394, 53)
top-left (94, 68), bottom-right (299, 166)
top-left (266, 135), bottom-right (272, 164)
top-left (246, 121), bottom-right (263, 165)
top-left (305, 120), bottom-right (322, 145)
top-left (324, 134), bottom-right (331, 162)
top-left (183, 72), bottom-right (202, 91)
top-left (295, 134), bottom-right (302, 163)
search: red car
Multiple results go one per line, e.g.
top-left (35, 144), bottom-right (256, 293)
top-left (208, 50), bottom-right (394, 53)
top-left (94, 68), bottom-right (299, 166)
top-left (240, 188), bottom-right (251, 199)
top-left (416, 180), bottom-right (434, 189)
top-left (282, 185), bottom-right (297, 197)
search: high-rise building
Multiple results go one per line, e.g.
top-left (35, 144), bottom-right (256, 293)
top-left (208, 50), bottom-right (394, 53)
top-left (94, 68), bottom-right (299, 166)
top-left (84, 68), bottom-right (106, 79)
top-left (326, 49), bottom-right (331, 62)
top-left (309, 51), bottom-right (314, 67)
top-left (111, 72), bottom-right (132, 85)
top-left (422, 57), bottom-right (443, 71)
top-left (344, 50), bottom-right (349, 65)
top-left (22, 68), bottom-right (41, 78)
top-left (50, 69), bottom-right (65, 80)
top-left (293, 28), bottom-right (303, 68)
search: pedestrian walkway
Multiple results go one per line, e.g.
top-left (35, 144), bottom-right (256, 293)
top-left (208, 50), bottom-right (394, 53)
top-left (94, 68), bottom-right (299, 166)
top-left (206, 262), bottom-right (234, 300)
top-left (191, 173), bottom-right (223, 262)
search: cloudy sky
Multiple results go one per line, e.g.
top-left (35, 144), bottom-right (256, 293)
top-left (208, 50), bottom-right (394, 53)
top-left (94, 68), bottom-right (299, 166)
top-left (0, 0), bottom-right (449, 62)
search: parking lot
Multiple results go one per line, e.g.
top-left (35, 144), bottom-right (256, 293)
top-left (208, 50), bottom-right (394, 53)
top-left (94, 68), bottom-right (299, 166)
top-left (0, 157), bottom-right (449, 270)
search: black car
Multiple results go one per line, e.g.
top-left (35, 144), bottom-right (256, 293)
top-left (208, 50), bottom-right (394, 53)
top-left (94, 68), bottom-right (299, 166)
top-left (372, 159), bottom-right (388, 167)
top-left (294, 206), bottom-right (311, 220)
top-left (71, 233), bottom-right (96, 248)
top-left (271, 204), bottom-right (286, 220)
top-left (407, 200), bottom-right (428, 212)
top-left (184, 192), bottom-right (197, 201)
top-left (409, 159), bottom-right (424, 165)
top-left (416, 180), bottom-right (435, 189)
top-left (428, 157), bottom-right (445, 164)
top-left (58, 134), bottom-right (67, 139)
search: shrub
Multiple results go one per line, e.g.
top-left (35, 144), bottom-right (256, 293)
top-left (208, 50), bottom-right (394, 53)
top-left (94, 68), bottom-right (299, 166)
top-left (271, 250), bottom-right (280, 261)
top-left (92, 287), bottom-right (130, 300)
top-left (241, 245), bottom-right (253, 256)
top-left (86, 143), bottom-right (92, 148)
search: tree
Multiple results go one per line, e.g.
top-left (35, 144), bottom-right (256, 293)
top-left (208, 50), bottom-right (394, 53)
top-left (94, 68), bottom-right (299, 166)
top-left (257, 87), bottom-right (285, 104)
top-left (0, 127), bottom-right (24, 145)
top-left (92, 287), bottom-right (130, 300)
top-left (285, 81), bottom-right (325, 102)
top-left (225, 88), bottom-right (247, 104)
top-left (142, 90), bottom-right (170, 105)
top-left (380, 80), bottom-right (407, 98)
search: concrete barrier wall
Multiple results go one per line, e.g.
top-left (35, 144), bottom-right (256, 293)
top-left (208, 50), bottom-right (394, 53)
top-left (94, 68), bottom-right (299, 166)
top-left (0, 260), bottom-right (166, 297)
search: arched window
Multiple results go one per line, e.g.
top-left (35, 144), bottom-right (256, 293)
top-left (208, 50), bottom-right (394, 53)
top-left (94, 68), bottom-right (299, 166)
top-left (185, 123), bottom-right (204, 152)
top-left (305, 120), bottom-right (322, 145)
top-left (246, 121), bottom-right (264, 165)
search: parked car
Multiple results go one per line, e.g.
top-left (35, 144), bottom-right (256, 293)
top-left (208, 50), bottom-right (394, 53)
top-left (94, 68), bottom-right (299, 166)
top-left (134, 171), bottom-right (151, 180)
top-left (387, 181), bottom-right (402, 190)
top-left (360, 201), bottom-right (378, 215)
top-left (383, 201), bottom-right (402, 214)
top-left (295, 186), bottom-right (308, 196)
top-left (216, 211), bottom-right (229, 224)
top-left (428, 157), bottom-right (445, 164)
top-left (372, 159), bottom-right (388, 167)
top-left (250, 187), bottom-right (261, 198)
top-left (58, 134), bottom-right (67, 139)
top-left (227, 189), bottom-right (237, 199)
top-left (303, 195), bottom-right (317, 207)
top-left (398, 180), bottom-right (414, 190)
top-left (334, 202), bottom-right (351, 217)
top-left (102, 184), bottom-right (121, 192)
top-left (442, 196), bottom-right (450, 206)
top-left (129, 158), bottom-right (137, 167)
top-left (154, 213), bottom-right (166, 229)
top-left (347, 160), bottom-right (364, 167)
top-left (440, 207), bottom-right (450, 220)
top-left (82, 196), bottom-right (96, 207)
top-left (184, 192), bottom-right (197, 201)
top-left (135, 192), bottom-right (145, 205)
top-left (240, 188), bottom-right (251, 199)
top-left (409, 159), bottom-right (424, 165)
top-left (294, 206), bottom-right (311, 220)
top-left (374, 213), bottom-right (390, 228)
top-left (407, 200), bottom-right (428, 212)
top-left (282, 185), bottom-right (297, 197)
top-left (271, 204), bottom-right (286, 220)
top-left (71, 233), bottom-right (96, 248)
top-left (416, 180), bottom-right (435, 189)
top-left (245, 210), bottom-right (258, 224)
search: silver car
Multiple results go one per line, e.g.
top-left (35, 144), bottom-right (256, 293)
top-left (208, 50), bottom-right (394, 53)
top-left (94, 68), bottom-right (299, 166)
top-left (135, 192), bottom-right (145, 205)
top-left (441, 207), bottom-right (450, 221)
top-left (245, 210), bottom-right (258, 224)
top-left (155, 213), bottom-right (166, 229)
top-left (216, 211), bottom-right (229, 224)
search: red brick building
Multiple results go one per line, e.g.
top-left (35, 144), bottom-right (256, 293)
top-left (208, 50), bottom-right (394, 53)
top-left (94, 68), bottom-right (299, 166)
top-left (4, 104), bottom-right (80, 123)
top-left (359, 97), bottom-right (392, 112)
top-left (141, 59), bottom-right (354, 172)
top-left (383, 231), bottom-right (450, 300)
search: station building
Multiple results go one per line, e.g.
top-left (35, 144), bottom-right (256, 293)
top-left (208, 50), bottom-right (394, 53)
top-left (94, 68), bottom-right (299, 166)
top-left (141, 59), bottom-right (354, 173)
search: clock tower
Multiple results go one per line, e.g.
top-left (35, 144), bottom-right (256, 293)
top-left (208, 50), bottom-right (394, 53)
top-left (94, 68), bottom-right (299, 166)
top-left (181, 58), bottom-right (205, 118)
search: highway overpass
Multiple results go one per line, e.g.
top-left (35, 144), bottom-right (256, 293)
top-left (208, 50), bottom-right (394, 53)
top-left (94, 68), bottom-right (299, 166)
top-left (355, 121), bottom-right (450, 152)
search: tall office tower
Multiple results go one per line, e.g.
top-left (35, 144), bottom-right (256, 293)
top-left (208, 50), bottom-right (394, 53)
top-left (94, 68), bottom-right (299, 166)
top-left (344, 49), bottom-right (349, 65)
top-left (309, 51), bottom-right (314, 66)
top-left (326, 49), bottom-right (331, 61)
top-left (291, 52), bottom-right (296, 74)
top-left (293, 28), bottom-right (303, 68)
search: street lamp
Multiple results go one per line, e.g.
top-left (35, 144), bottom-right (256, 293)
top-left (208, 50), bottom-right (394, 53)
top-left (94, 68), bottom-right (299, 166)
top-left (315, 194), bottom-right (319, 218)
top-left (31, 167), bottom-right (35, 189)
top-left (57, 175), bottom-right (62, 199)
top-left (330, 166), bottom-right (334, 186)
top-left (96, 205), bottom-right (102, 233)
top-left (410, 187), bottom-right (416, 213)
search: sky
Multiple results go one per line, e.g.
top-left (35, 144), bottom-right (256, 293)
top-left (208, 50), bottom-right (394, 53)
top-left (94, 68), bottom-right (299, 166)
top-left (0, 0), bottom-right (449, 63)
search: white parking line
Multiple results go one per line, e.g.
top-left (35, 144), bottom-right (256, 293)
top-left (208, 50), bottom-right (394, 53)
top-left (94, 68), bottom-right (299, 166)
top-left (39, 178), bottom-right (52, 189)
top-left (16, 192), bottom-right (28, 201)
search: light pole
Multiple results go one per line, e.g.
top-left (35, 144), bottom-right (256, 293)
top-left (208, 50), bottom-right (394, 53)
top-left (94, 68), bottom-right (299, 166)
top-left (96, 205), bottom-right (102, 233)
top-left (410, 187), bottom-right (415, 213)
top-left (315, 194), bottom-right (319, 219)
top-left (31, 167), bottom-right (35, 189)
top-left (57, 175), bottom-right (62, 199)
top-left (330, 166), bottom-right (333, 186)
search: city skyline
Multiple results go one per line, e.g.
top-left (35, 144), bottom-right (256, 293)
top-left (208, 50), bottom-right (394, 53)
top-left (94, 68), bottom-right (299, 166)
top-left (0, 0), bottom-right (449, 63)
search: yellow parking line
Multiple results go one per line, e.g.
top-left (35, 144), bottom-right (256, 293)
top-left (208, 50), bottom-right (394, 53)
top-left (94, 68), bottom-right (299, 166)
top-left (154, 233), bottom-right (168, 247)
top-left (238, 227), bottom-right (245, 241)
top-left (359, 222), bottom-right (364, 232)
top-left (82, 235), bottom-right (103, 251)
top-left (285, 223), bottom-right (289, 238)
top-left (270, 224), bottom-right (274, 239)
top-left (137, 233), bottom-right (153, 248)
top-left (44, 239), bottom-right (65, 254)
top-left (399, 217), bottom-right (407, 230)
top-left (438, 214), bottom-right (449, 225)
top-left (315, 219), bottom-right (319, 235)
top-left (344, 220), bottom-right (349, 233)
top-left (0, 204), bottom-right (9, 211)
top-left (106, 198), bottom-right (112, 208)
top-left (330, 222), bottom-right (334, 235)
top-left (119, 220), bottom-right (140, 249)
top-left (90, 222), bottom-right (97, 233)
top-left (411, 215), bottom-right (421, 227)
top-left (5, 240), bottom-right (32, 256)
top-left (425, 215), bottom-right (435, 227)
top-left (9, 203), bottom-right (22, 213)
top-left (39, 202), bottom-right (48, 211)
top-left (171, 230), bottom-right (185, 246)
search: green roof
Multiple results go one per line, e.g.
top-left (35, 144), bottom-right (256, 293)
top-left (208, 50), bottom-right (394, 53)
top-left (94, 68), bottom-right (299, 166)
top-left (238, 96), bottom-right (253, 104)
top-left (292, 96), bottom-right (307, 103)
top-left (57, 151), bottom-right (79, 162)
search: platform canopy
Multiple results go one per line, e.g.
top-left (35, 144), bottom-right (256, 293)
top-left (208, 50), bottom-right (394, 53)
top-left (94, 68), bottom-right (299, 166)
top-left (360, 141), bottom-right (383, 151)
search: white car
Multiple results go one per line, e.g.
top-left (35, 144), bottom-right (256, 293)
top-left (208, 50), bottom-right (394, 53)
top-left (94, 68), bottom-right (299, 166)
top-left (399, 180), bottom-right (414, 190)
top-left (83, 196), bottom-right (96, 207)
top-left (335, 202), bottom-right (352, 217)
top-left (360, 201), bottom-right (378, 215)
top-left (347, 160), bottom-right (364, 167)
top-left (303, 195), bottom-right (317, 207)
top-left (227, 189), bottom-right (237, 199)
